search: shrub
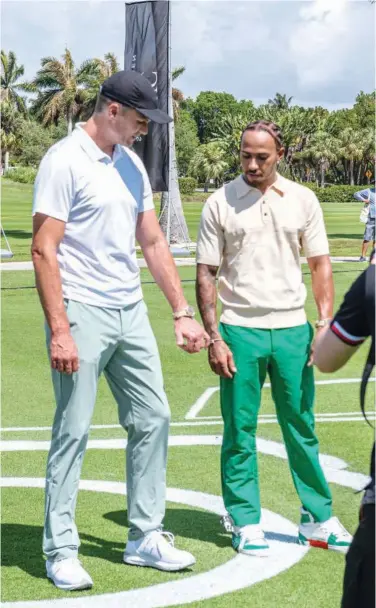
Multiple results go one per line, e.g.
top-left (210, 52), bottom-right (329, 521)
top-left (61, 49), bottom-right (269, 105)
top-left (302, 183), bottom-right (369, 203)
top-left (4, 166), bottom-right (37, 184)
top-left (178, 177), bottom-right (197, 195)
top-left (180, 192), bottom-right (209, 203)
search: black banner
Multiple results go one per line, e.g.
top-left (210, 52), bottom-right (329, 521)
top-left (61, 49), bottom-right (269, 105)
top-left (124, 0), bottom-right (170, 192)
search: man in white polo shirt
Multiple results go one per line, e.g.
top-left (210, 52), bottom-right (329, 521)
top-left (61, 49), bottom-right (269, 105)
top-left (196, 120), bottom-right (352, 557)
top-left (32, 70), bottom-right (209, 591)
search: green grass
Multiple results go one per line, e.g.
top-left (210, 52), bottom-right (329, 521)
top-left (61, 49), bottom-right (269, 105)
top-left (2, 265), bottom-right (373, 429)
top-left (0, 180), bottom-right (366, 261)
top-left (1, 264), bottom-right (374, 604)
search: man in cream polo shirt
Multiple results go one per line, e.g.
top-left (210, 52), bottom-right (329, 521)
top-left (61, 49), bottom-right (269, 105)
top-left (196, 120), bottom-right (352, 557)
top-left (32, 70), bottom-right (209, 591)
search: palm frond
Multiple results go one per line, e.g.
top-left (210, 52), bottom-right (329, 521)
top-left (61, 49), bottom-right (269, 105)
top-left (104, 52), bottom-right (120, 74)
top-left (0, 50), bottom-right (27, 115)
top-left (172, 66), bottom-right (185, 81)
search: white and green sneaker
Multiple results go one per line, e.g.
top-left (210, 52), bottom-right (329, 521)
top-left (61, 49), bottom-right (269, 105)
top-left (232, 524), bottom-right (270, 557)
top-left (298, 508), bottom-right (352, 554)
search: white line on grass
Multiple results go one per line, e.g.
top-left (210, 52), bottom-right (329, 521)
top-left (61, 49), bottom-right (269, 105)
top-left (1, 413), bottom-right (375, 436)
top-left (0, 424), bottom-right (121, 433)
top-left (1, 436), bottom-right (369, 606)
top-left (1, 434), bottom-right (367, 490)
top-left (185, 387), bottom-right (220, 420)
top-left (188, 411), bottom-right (376, 421)
top-left (172, 416), bottom-right (376, 426)
top-left (185, 378), bottom-right (376, 420)
top-left (0, 478), bottom-right (309, 608)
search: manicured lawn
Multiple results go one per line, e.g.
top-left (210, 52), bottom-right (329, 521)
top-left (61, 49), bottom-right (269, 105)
top-left (1, 264), bottom-right (374, 607)
top-left (1, 180), bottom-right (366, 261)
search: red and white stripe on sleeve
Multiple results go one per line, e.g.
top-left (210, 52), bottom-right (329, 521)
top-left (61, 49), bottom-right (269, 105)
top-left (331, 321), bottom-right (367, 346)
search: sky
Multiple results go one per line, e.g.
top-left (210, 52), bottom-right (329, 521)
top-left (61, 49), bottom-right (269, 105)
top-left (1, 0), bottom-right (375, 111)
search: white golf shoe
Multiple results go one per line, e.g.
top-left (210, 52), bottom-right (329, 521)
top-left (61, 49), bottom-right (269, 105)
top-left (46, 557), bottom-right (93, 591)
top-left (298, 509), bottom-right (352, 554)
top-left (124, 529), bottom-right (196, 572)
top-left (232, 524), bottom-right (270, 557)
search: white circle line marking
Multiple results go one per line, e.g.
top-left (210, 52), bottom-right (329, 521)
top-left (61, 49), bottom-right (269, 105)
top-left (1, 478), bottom-right (308, 608)
top-left (0, 434), bottom-right (368, 491)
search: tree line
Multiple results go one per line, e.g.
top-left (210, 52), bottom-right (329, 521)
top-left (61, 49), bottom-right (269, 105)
top-left (1, 49), bottom-right (375, 188)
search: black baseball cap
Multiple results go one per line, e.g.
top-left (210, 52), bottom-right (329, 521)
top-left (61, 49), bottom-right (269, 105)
top-left (100, 70), bottom-right (172, 124)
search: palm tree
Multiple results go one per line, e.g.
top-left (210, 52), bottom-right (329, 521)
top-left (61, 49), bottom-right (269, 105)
top-left (303, 132), bottom-right (339, 188)
top-left (212, 112), bottom-right (255, 175)
top-left (23, 49), bottom-right (89, 135)
top-left (0, 100), bottom-right (23, 170)
top-left (338, 128), bottom-right (364, 185)
top-left (258, 105), bottom-right (318, 165)
top-left (267, 93), bottom-right (293, 110)
top-left (171, 66), bottom-right (185, 121)
top-left (361, 128), bottom-right (375, 184)
top-left (79, 52), bottom-right (120, 119)
top-left (1, 50), bottom-right (27, 114)
top-left (189, 143), bottom-right (228, 191)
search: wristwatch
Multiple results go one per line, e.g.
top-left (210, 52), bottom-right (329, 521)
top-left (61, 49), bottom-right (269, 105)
top-left (315, 318), bottom-right (331, 329)
top-left (172, 305), bottom-right (195, 320)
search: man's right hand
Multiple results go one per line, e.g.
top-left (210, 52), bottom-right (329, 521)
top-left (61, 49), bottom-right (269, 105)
top-left (50, 330), bottom-right (79, 375)
top-left (208, 340), bottom-right (237, 378)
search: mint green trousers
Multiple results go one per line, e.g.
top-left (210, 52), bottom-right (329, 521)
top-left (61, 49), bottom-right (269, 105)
top-left (220, 322), bottom-right (332, 527)
top-left (44, 299), bottom-right (170, 561)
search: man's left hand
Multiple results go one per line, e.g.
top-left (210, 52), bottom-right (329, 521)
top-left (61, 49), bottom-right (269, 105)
top-left (308, 325), bottom-right (328, 367)
top-left (174, 318), bottom-right (211, 353)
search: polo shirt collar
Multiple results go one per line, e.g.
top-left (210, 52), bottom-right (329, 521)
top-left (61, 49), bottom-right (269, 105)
top-left (73, 123), bottom-right (124, 163)
top-left (235, 173), bottom-right (287, 199)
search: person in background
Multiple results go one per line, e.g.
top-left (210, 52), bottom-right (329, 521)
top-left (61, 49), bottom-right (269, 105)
top-left (314, 254), bottom-right (375, 608)
top-left (354, 182), bottom-right (375, 262)
top-left (196, 119), bottom-right (352, 558)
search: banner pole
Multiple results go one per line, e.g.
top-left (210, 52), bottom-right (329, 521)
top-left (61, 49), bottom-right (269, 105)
top-left (166, 0), bottom-right (172, 246)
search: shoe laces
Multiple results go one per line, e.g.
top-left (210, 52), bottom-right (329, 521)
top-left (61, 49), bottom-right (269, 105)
top-left (220, 513), bottom-right (235, 533)
top-left (148, 528), bottom-right (175, 547)
top-left (238, 524), bottom-right (263, 541)
top-left (320, 517), bottom-right (350, 538)
top-left (54, 557), bottom-right (82, 571)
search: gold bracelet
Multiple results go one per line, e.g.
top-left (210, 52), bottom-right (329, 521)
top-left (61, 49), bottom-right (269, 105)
top-left (315, 318), bottom-right (331, 329)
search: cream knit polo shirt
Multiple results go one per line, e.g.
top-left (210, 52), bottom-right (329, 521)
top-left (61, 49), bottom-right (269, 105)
top-left (196, 174), bottom-right (329, 329)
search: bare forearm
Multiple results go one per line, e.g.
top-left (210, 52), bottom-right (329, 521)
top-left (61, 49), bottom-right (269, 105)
top-left (141, 237), bottom-right (188, 312)
top-left (310, 257), bottom-right (334, 319)
top-left (196, 263), bottom-right (220, 339)
top-left (32, 249), bottom-right (69, 334)
top-left (314, 327), bottom-right (358, 372)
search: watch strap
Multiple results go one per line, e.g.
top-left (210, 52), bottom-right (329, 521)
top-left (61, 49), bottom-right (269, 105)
top-left (315, 318), bottom-right (331, 329)
top-left (172, 306), bottom-right (195, 320)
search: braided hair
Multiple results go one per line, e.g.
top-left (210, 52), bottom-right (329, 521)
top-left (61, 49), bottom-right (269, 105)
top-left (241, 120), bottom-right (284, 151)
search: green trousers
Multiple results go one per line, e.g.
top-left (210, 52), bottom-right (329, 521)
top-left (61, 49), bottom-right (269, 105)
top-left (220, 322), bottom-right (332, 527)
top-left (44, 299), bottom-right (170, 561)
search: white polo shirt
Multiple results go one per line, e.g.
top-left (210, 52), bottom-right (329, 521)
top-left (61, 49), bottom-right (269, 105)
top-left (33, 124), bottom-right (154, 308)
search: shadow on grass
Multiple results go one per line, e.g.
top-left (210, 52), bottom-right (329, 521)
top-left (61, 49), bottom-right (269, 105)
top-left (4, 230), bottom-right (32, 239)
top-left (328, 234), bottom-right (364, 239)
top-left (104, 508), bottom-right (231, 554)
top-left (103, 509), bottom-right (298, 550)
top-left (1, 524), bottom-right (45, 579)
top-left (1, 508), bottom-right (228, 578)
top-left (2, 508), bottom-right (299, 579)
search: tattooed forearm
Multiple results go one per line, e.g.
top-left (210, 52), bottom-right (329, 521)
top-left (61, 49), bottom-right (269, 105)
top-left (196, 263), bottom-right (220, 339)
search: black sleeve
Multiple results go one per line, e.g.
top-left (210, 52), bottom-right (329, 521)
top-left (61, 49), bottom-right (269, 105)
top-left (330, 270), bottom-right (370, 346)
